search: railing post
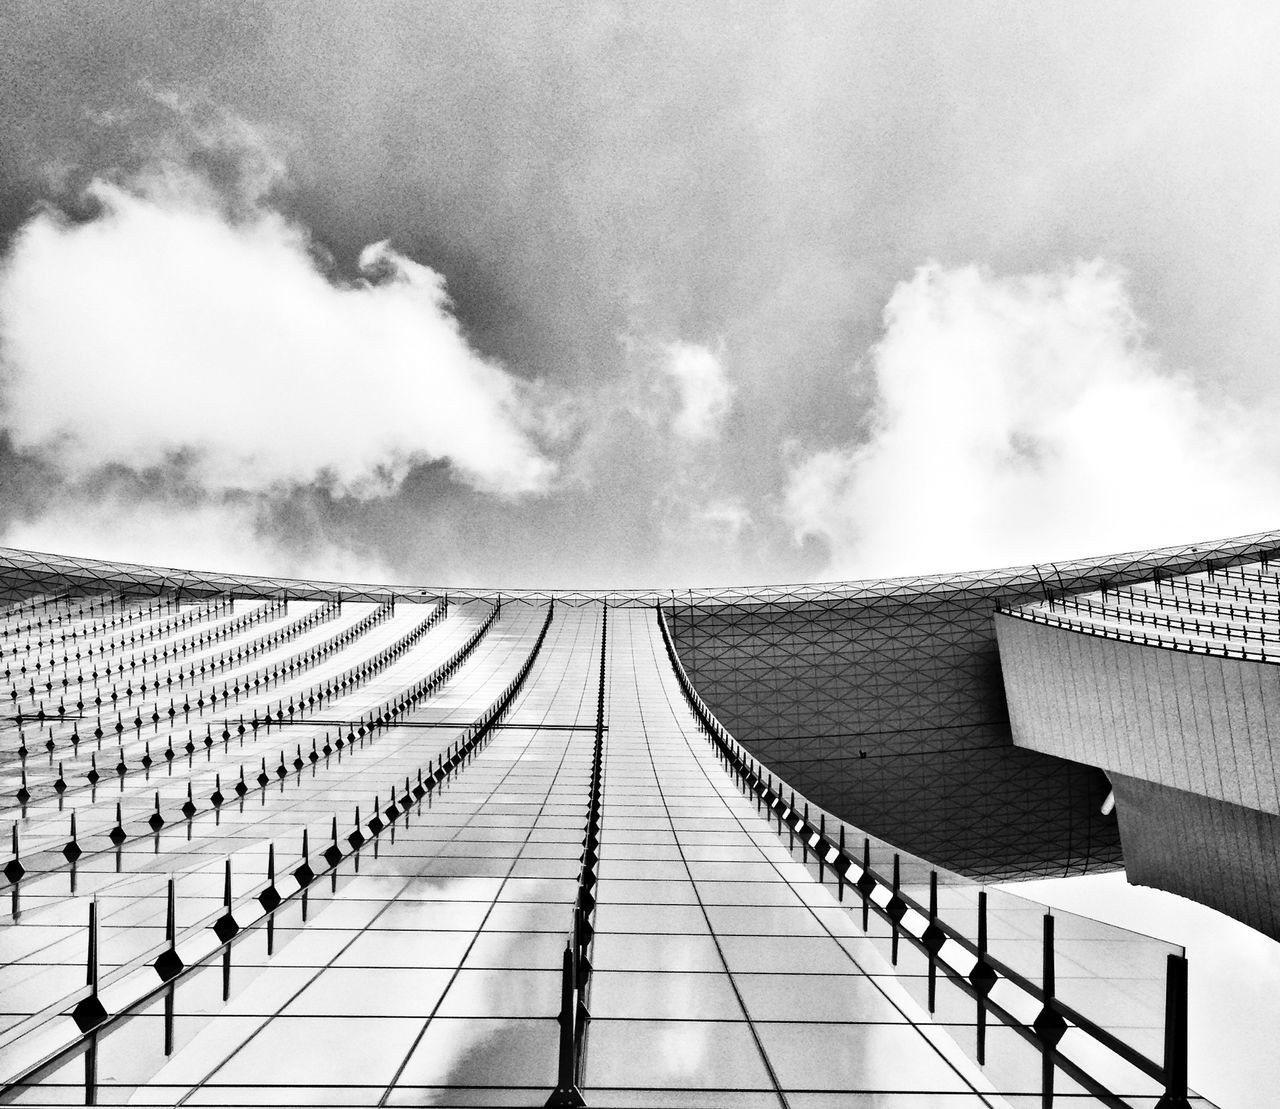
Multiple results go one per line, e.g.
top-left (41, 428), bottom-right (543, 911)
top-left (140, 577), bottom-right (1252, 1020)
top-left (969, 890), bottom-right (996, 1065)
top-left (836, 825), bottom-right (845, 901)
top-left (890, 853), bottom-right (901, 965)
top-left (163, 878), bottom-right (179, 1055)
top-left (1032, 913), bottom-right (1067, 1108)
top-left (71, 897), bottom-right (108, 1060)
top-left (546, 942), bottom-right (585, 1106)
top-left (861, 837), bottom-right (871, 931)
top-left (1156, 954), bottom-right (1191, 1108)
top-left (927, 871), bottom-right (938, 1012)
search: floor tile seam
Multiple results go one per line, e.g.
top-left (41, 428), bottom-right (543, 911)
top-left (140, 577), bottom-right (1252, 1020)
top-left (5, 721), bottom-right (497, 947)
top-left (7, 599), bottom-right (303, 683)
top-left (645, 624), bottom-right (998, 1104)
top-left (2, 621), bottom-right (547, 918)
top-left (84, 606), bottom-right (564, 1097)
top-left (375, 608), bottom-right (600, 1103)
top-left (4, 602), bottom-right (488, 794)
top-left (71, 600), bottom-right (406, 704)
top-left (604, 615), bottom-right (789, 1109)
top-left (3, 653), bottom-right (490, 838)
top-left (36, 605), bottom-right (451, 733)
top-left (170, 671), bottom-right (584, 1105)
top-left (10, 606), bottom-right (358, 713)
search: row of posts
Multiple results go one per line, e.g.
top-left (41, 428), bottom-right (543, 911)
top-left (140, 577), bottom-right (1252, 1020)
top-left (547, 609), bottom-right (607, 1107)
top-left (656, 604), bottom-right (1191, 1109)
top-left (30, 607), bottom-right (557, 1100)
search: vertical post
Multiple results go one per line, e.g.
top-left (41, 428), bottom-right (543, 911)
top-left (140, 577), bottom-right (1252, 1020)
top-left (861, 837), bottom-right (871, 932)
top-left (1037, 913), bottom-right (1060, 1109)
top-left (83, 899), bottom-right (102, 1105)
top-left (267, 844), bottom-right (276, 954)
top-left (927, 870), bottom-right (938, 1013)
top-left (837, 825), bottom-right (845, 902)
top-left (1043, 911), bottom-right (1054, 1000)
top-left (87, 899), bottom-right (99, 994)
top-left (164, 879), bottom-right (176, 1055)
top-left (891, 854), bottom-right (901, 966)
top-left (222, 860), bottom-right (233, 1001)
top-left (977, 890), bottom-right (989, 1065)
top-left (299, 829), bottom-right (311, 922)
top-left (547, 942), bottom-right (585, 1106)
top-left (1156, 954), bottom-right (1191, 1109)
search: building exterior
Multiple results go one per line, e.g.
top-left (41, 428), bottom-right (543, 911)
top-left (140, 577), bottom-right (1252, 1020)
top-left (998, 555), bottom-right (1280, 943)
top-left (3, 535), bottom-right (1271, 1105)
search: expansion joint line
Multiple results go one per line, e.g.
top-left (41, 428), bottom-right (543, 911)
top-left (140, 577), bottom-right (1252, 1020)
top-left (653, 604), bottom-right (1191, 1109)
top-left (219, 596), bottom-right (450, 733)
top-left (2, 592), bottom-right (228, 670)
top-left (10, 596), bottom-right (366, 782)
top-left (138, 594), bottom-right (353, 711)
top-left (14, 595), bottom-right (449, 781)
top-left (0, 588), bottom-right (86, 630)
top-left (36, 595), bottom-right (445, 745)
top-left (4, 598), bottom-right (499, 884)
top-left (546, 605), bottom-right (607, 1108)
top-left (66, 593), bottom-right (289, 688)
top-left (9, 594), bottom-right (386, 748)
top-left (0, 600), bottom-right (557, 1098)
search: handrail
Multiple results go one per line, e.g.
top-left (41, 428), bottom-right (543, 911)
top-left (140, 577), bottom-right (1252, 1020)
top-left (546, 607), bottom-right (605, 1107)
top-left (0, 600), bottom-right (557, 1096)
top-left (998, 603), bottom-right (1280, 665)
top-left (655, 604), bottom-right (1192, 1109)
top-left (4, 600), bottom-right (506, 878)
top-left (1039, 595), bottom-right (1278, 642)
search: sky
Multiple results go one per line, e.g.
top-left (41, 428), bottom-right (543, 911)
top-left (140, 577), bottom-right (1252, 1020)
top-left (1, 4), bottom-right (1279, 1103)
top-left (1010, 872), bottom-right (1280, 1109)
top-left (4, 3), bottom-right (1280, 589)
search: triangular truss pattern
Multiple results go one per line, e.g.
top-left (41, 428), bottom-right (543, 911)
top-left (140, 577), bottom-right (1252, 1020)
top-left (1001, 556), bottom-right (1280, 665)
top-left (2, 529), bottom-right (1279, 883)
top-left (661, 530), bottom-right (1280, 881)
top-left (3, 526), bottom-right (1279, 608)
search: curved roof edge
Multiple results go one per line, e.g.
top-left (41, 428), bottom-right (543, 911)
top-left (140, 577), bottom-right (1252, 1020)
top-left (2, 529), bottom-right (1280, 608)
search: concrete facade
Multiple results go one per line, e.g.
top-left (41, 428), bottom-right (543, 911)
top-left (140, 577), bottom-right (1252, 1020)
top-left (998, 563), bottom-right (1280, 938)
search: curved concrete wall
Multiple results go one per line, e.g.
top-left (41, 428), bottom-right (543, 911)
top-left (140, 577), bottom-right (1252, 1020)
top-left (998, 608), bottom-right (1280, 935)
top-left (663, 533), bottom-right (1280, 881)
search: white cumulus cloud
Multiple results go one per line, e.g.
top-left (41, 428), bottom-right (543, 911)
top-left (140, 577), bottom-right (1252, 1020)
top-left (2, 495), bottom-right (393, 583)
top-left (0, 168), bottom-right (554, 499)
top-left (659, 341), bottom-right (733, 441)
top-left (784, 260), bottom-right (1280, 578)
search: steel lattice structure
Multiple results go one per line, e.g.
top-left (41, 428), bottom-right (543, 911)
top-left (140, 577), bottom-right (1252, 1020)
top-left (1, 536), bottom-right (1270, 1105)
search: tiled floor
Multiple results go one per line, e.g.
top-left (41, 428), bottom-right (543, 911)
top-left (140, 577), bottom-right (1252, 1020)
top-left (0, 599), bottom-right (1205, 1106)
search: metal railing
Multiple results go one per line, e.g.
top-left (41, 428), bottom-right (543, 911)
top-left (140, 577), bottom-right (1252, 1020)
top-left (656, 604), bottom-right (1193, 1109)
top-left (0, 601), bottom-right (557, 1100)
top-left (1001, 602), bottom-right (1280, 665)
top-left (1040, 594), bottom-right (1278, 645)
top-left (547, 608), bottom-right (606, 1108)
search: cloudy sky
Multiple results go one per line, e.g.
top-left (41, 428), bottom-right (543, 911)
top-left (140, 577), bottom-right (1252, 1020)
top-left (3, 6), bottom-right (1280, 1103)
top-left (3, 1), bottom-right (1280, 593)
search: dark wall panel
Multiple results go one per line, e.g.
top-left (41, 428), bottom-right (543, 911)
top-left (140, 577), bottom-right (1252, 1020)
top-left (1114, 773), bottom-right (1280, 940)
top-left (663, 530), bottom-right (1280, 880)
